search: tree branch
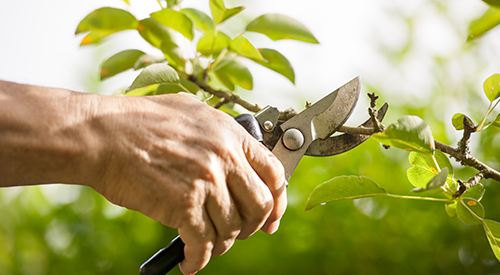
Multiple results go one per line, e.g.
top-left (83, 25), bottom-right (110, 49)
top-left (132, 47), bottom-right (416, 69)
top-left (188, 79), bottom-right (500, 184)
top-left (334, 123), bottom-right (500, 183)
top-left (188, 75), bottom-right (262, 113)
top-left (457, 116), bottom-right (477, 156)
top-left (453, 173), bottom-right (484, 198)
top-left (434, 141), bottom-right (500, 182)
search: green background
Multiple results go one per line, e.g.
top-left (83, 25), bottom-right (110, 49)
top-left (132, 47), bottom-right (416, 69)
top-left (1, 0), bottom-right (500, 274)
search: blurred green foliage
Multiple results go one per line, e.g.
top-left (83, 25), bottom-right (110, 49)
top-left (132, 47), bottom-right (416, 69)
top-left (2, 0), bottom-right (500, 274)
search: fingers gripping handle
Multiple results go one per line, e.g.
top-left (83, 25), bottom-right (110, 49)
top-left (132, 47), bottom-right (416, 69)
top-left (234, 114), bottom-right (264, 142)
top-left (139, 115), bottom-right (263, 275)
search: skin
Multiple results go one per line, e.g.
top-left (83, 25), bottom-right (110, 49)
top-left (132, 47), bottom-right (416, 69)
top-left (0, 80), bottom-right (287, 275)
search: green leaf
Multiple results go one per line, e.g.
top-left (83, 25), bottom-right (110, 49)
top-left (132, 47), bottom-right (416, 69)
top-left (179, 79), bottom-right (201, 94)
top-left (188, 58), bottom-right (206, 81)
top-left (212, 52), bottom-right (237, 71)
top-left (209, 0), bottom-right (245, 25)
top-left (246, 14), bottom-right (319, 44)
top-left (484, 0), bottom-right (500, 8)
top-left (137, 18), bottom-right (177, 49)
top-left (445, 201), bottom-right (457, 218)
top-left (451, 113), bottom-right (474, 131)
top-left (151, 9), bottom-right (195, 41)
top-left (483, 74), bottom-right (500, 102)
top-left (155, 84), bottom-right (185, 95)
top-left (124, 84), bottom-right (161, 96)
top-left (305, 176), bottom-right (387, 211)
top-left (161, 42), bottom-right (184, 68)
top-left (155, 79), bottom-right (200, 95)
top-left (196, 31), bottom-right (231, 56)
top-left (76, 8), bottom-right (138, 45)
top-left (212, 71), bottom-right (234, 91)
top-left (166, 0), bottom-right (182, 7)
top-left (127, 63), bottom-right (179, 92)
top-left (412, 167), bottom-right (449, 193)
top-left (492, 113), bottom-right (500, 128)
top-left (214, 58), bottom-right (253, 90)
top-left (99, 50), bottom-right (145, 80)
top-left (372, 116), bottom-right (435, 155)
top-left (483, 219), bottom-right (500, 262)
top-left (133, 54), bottom-right (166, 70)
top-left (407, 150), bottom-right (454, 189)
top-left (180, 8), bottom-right (215, 32)
top-left (78, 31), bottom-right (114, 46)
top-left (457, 198), bottom-right (484, 225)
top-left (250, 48), bottom-right (295, 84)
top-left (125, 79), bottom-right (198, 96)
top-left (462, 183), bottom-right (486, 201)
top-left (229, 36), bottom-right (264, 61)
top-left (467, 7), bottom-right (500, 42)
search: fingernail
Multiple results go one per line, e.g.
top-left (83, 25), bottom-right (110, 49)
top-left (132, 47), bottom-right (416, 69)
top-left (269, 220), bottom-right (280, 234)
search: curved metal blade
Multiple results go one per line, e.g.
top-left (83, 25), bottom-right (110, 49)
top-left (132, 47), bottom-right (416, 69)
top-left (305, 102), bottom-right (389, 156)
top-left (272, 77), bottom-right (361, 179)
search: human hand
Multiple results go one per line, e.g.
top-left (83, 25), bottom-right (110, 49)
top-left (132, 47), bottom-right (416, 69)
top-left (89, 94), bottom-right (287, 275)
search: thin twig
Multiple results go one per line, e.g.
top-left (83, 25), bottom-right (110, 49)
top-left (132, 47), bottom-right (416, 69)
top-left (367, 93), bottom-right (385, 132)
top-left (278, 108), bottom-right (298, 121)
top-left (337, 125), bottom-right (379, 135)
top-left (214, 98), bottom-right (230, 109)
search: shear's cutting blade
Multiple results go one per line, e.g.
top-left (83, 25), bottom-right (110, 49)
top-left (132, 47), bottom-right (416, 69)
top-left (305, 102), bottom-right (389, 156)
top-left (272, 77), bottom-right (360, 179)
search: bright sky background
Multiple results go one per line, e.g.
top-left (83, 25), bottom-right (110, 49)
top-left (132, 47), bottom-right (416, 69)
top-left (0, 0), bottom-right (498, 122)
top-left (1, 0), bottom-right (500, 226)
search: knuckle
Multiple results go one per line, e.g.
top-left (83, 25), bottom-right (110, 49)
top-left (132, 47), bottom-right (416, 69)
top-left (223, 223), bottom-right (242, 242)
top-left (267, 155), bottom-right (285, 182)
top-left (248, 195), bottom-right (274, 225)
top-left (202, 234), bottom-right (217, 250)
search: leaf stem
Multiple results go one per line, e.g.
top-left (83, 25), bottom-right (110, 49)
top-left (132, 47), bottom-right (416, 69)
top-left (157, 0), bottom-right (164, 9)
top-left (477, 101), bottom-right (493, 131)
top-left (177, 83), bottom-right (191, 94)
top-left (493, 98), bottom-right (500, 111)
top-left (209, 48), bottom-right (228, 71)
top-left (386, 193), bottom-right (452, 202)
top-left (432, 155), bottom-right (442, 173)
top-left (460, 198), bottom-right (483, 220)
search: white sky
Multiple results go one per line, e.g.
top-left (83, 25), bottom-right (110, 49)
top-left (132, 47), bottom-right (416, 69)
top-left (0, 0), bottom-right (498, 121)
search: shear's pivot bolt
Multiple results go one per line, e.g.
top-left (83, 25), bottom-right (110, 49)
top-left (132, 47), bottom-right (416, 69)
top-left (263, 120), bottom-right (274, 131)
top-left (283, 128), bottom-right (304, 151)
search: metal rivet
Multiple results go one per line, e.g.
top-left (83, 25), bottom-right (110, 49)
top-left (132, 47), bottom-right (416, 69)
top-left (263, 120), bottom-right (274, 131)
top-left (282, 128), bottom-right (304, 151)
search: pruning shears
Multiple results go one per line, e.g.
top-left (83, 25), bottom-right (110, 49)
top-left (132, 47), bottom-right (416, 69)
top-left (140, 77), bottom-right (388, 275)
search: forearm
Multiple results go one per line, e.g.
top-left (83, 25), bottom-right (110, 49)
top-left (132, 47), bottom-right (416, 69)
top-left (0, 80), bottom-right (287, 275)
top-left (0, 80), bottom-right (103, 187)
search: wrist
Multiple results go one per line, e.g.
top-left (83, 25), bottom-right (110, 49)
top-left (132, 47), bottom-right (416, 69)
top-left (0, 81), bottom-right (107, 187)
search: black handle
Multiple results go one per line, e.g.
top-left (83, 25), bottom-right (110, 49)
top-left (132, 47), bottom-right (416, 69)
top-left (234, 114), bottom-right (264, 142)
top-left (140, 236), bottom-right (184, 275)
top-left (139, 115), bottom-right (264, 275)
